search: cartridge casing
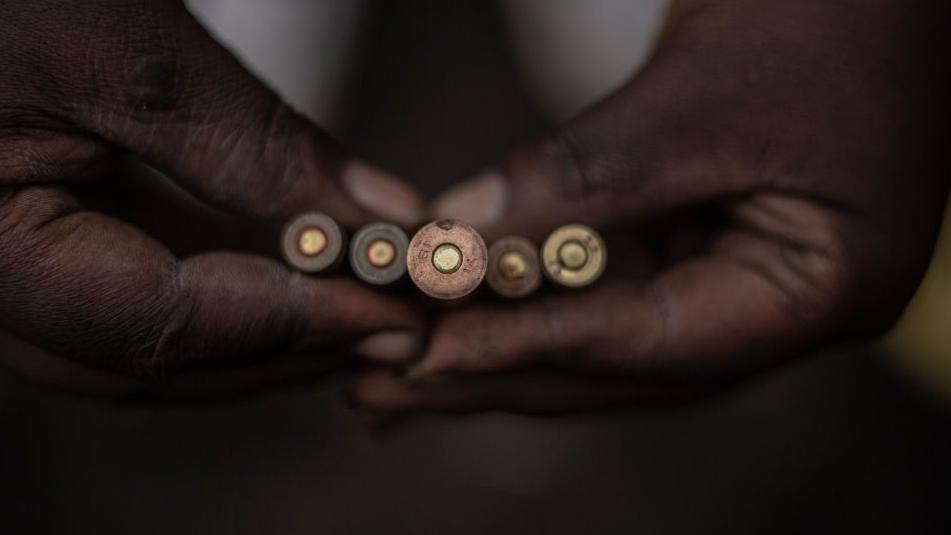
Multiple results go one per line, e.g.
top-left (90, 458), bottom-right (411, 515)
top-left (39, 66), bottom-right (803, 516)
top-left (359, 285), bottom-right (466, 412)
top-left (541, 224), bottom-right (606, 288)
top-left (486, 236), bottom-right (542, 298)
top-left (407, 219), bottom-right (487, 300)
top-left (349, 222), bottom-right (409, 285)
top-left (281, 211), bottom-right (346, 274)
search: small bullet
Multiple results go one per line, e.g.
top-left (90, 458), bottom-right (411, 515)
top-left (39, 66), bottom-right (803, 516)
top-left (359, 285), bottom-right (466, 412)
top-left (281, 211), bottom-right (346, 274)
top-left (407, 219), bottom-right (487, 300)
top-left (486, 236), bottom-right (542, 298)
top-left (541, 224), bottom-right (606, 288)
top-left (349, 222), bottom-right (409, 286)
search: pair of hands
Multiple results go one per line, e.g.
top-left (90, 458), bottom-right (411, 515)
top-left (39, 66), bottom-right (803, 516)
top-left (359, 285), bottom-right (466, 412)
top-left (1, 0), bottom-right (947, 412)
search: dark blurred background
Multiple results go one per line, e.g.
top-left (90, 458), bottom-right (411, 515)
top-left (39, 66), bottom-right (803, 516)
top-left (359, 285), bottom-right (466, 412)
top-left (2, 2), bottom-right (951, 533)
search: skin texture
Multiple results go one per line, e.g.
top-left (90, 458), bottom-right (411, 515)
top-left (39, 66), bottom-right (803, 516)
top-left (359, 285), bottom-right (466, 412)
top-left (0, 0), bottom-right (426, 398)
top-left (353, 0), bottom-right (951, 414)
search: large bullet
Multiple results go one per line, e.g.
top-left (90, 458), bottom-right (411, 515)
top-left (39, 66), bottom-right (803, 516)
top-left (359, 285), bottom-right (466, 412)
top-left (281, 211), bottom-right (346, 274)
top-left (541, 224), bottom-right (606, 288)
top-left (349, 222), bottom-right (409, 285)
top-left (407, 219), bottom-right (487, 300)
top-left (486, 236), bottom-right (542, 298)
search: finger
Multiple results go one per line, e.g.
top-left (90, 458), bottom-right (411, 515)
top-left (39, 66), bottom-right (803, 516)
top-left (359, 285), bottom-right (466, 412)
top-left (0, 186), bottom-right (424, 377)
top-left (7, 1), bottom-right (422, 228)
top-left (76, 160), bottom-right (280, 258)
top-left (350, 369), bottom-right (721, 415)
top-left (401, 224), bottom-right (848, 379)
top-left (430, 47), bottom-right (759, 241)
top-left (405, 283), bottom-right (663, 377)
top-left (0, 330), bottom-right (348, 403)
top-left (131, 356), bottom-right (348, 403)
top-left (0, 330), bottom-right (144, 400)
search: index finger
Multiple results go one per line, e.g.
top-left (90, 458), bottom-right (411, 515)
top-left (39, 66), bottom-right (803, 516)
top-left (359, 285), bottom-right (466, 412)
top-left (394, 245), bottom-right (848, 381)
top-left (0, 186), bottom-right (424, 377)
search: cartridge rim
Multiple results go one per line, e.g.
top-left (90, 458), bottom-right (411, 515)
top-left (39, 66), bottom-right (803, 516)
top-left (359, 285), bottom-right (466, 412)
top-left (407, 219), bottom-right (487, 300)
top-left (542, 224), bottom-right (606, 288)
top-left (282, 212), bottom-right (345, 273)
top-left (350, 222), bottom-right (409, 285)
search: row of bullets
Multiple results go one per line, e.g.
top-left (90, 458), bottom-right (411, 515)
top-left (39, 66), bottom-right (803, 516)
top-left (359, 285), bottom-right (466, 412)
top-left (281, 212), bottom-right (606, 300)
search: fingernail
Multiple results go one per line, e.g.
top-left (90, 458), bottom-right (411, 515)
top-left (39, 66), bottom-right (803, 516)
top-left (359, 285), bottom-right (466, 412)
top-left (431, 170), bottom-right (507, 229)
top-left (342, 161), bottom-right (425, 227)
top-left (352, 330), bottom-right (423, 364)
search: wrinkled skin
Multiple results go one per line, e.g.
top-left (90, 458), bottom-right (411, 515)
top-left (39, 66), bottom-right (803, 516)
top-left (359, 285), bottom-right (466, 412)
top-left (1, 1), bottom-right (948, 408)
top-left (0, 0), bottom-right (425, 399)
top-left (353, 0), bottom-right (951, 413)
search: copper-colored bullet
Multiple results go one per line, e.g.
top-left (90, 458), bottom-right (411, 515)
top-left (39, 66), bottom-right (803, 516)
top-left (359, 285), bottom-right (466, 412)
top-left (486, 236), bottom-right (542, 298)
top-left (407, 219), bottom-right (487, 300)
top-left (281, 211), bottom-right (346, 273)
top-left (541, 224), bottom-right (606, 288)
top-left (349, 222), bottom-right (409, 285)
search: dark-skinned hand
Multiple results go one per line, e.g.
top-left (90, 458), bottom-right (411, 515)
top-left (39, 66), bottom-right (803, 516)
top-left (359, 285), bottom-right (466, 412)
top-left (353, 0), bottom-right (951, 414)
top-left (0, 0), bottom-right (426, 399)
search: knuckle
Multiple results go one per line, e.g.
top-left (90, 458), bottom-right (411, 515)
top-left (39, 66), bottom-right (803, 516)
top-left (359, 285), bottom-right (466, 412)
top-left (251, 103), bottom-right (329, 219)
top-left (139, 253), bottom-right (309, 375)
top-left (83, 257), bottom-right (184, 380)
top-left (732, 194), bottom-right (858, 334)
top-left (744, 243), bottom-right (851, 343)
top-left (0, 191), bottom-right (186, 379)
top-left (0, 187), bottom-right (77, 242)
top-left (192, 99), bottom-right (324, 220)
top-left (776, 243), bottom-right (852, 328)
top-left (0, 126), bottom-right (110, 184)
top-left (132, 259), bottom-right (193, 379)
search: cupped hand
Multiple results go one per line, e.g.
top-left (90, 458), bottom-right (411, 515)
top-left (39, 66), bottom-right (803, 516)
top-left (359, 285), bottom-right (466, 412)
top-left (352, 0), bottom-right (950, 413)
top-left (0, 0), bottom-right (425, 397)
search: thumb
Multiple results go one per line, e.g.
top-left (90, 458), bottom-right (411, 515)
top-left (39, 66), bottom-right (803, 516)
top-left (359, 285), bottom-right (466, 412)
top-left (10, 0), bottom-right (423, 229)
top-left (431, 62), bottom-right (757, 241)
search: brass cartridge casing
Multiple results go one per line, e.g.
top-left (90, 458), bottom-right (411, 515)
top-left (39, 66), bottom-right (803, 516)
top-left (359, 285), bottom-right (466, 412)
top-left (281, 211), bottom-right (346, 274)
top-left (407, 219), bottom-right (487, 300)
top-left (541, 224), bottom-right (606, 288)
top-left (486, 236), bottom-right (542, 298)
top-left (349, 222), bottom-right (409, 285)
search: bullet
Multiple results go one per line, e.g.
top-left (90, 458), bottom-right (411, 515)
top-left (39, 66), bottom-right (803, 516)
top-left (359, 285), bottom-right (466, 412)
top-left (541, 224), bottom-right (606, 288)
top-left (486, 236), bottom-right (542, 298)
top-left (407, 219), bottom-right (487, 300)
top-left (281, 211), bottom-right (346, 274)
top-left (349, 222), bottom-right (409, 285)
